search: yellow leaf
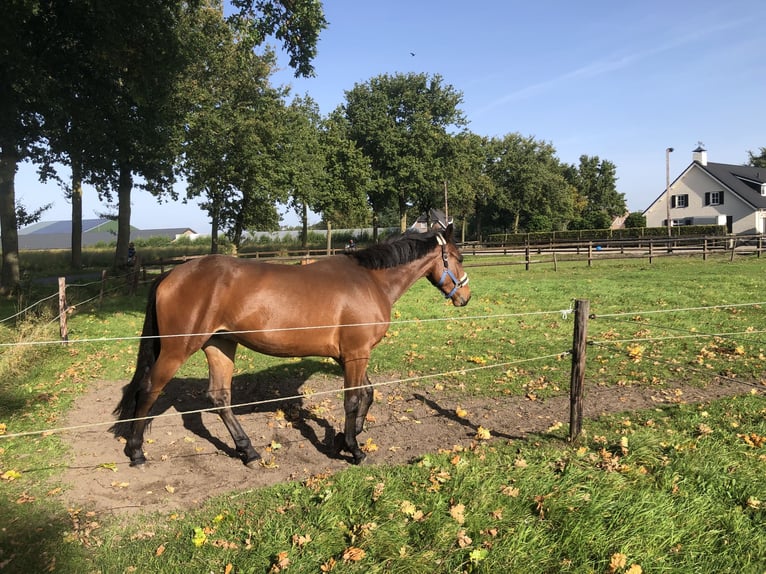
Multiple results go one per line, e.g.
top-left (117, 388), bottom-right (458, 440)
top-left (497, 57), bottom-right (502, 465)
top-left (191, 527), bottom-right (207, 547)
top-left (155, 544), bottom-right (165, 557)
top-left (475, 426), bottom-right (491, 440)
top-left (609, 552), bottom-right (627, 572)
top-left (0, 422), bottom-right (6, 435)
top-left (400, 500), bottom-right (417, 517)
top-left (224, 564), bottom-right (233, 574)
top-left (361, 438), bottom-right (378, 453)
top-left (626, 565), bottom-right (643, 574)
top-left (1, 469), bottom-right (22, 481)
top-left (164, 484), bottom-right (175, 494)
top-left (455, 406), bottom-right (468, 418)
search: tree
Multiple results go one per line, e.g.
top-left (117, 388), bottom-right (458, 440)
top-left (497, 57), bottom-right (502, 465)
top-left (444, 132), bottom-right (495, 242)
top-left (564, 155), bottom-right (626, 229)
top-left (484, 134), bottom-right (575, 234)
top-left (342, 72), bottom-right (467, 234)
top-left (179, 3), bottom-right (286, 253)
top-left (280, 96), bottom-right (327, 246)
top-left (748, 147), bottom-right (766, 168)
top-left (314, 110), bottom-right (372, 231)
top-left (624, 211), bottom-right (646, 228)
top-left (0, 1), bottom-right (49, 290)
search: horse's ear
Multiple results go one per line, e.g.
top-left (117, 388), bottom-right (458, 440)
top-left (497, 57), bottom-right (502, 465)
top-left (444, 223), bottom-right (454, 242)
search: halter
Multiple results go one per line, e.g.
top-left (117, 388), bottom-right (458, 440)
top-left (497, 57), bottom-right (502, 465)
top-left (435, 233), bottom-right (469, 299)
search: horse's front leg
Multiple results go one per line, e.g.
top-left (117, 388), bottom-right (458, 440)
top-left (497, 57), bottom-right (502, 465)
top-left (340, 357), bottom-right (373, 464)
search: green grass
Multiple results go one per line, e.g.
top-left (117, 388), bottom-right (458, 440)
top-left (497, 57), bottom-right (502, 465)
top-left (0, 254), bottom-right (765, 572)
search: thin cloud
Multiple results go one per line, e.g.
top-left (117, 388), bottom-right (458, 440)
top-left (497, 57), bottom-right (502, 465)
top-left (476, 17), bottom-right (749, 116)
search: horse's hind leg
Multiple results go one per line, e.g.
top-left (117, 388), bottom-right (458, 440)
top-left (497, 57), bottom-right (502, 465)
top-left (125, 354), bottom-right (184, 466)
top-left (203, 338), bottom-right (261, 467)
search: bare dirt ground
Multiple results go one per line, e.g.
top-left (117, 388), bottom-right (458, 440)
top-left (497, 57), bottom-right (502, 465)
top-left (59, 368), bottom-right (760, 516)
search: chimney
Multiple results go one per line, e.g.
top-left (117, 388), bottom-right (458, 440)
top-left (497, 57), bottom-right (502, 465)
top-left (693, 145), bottom-right (707, 166)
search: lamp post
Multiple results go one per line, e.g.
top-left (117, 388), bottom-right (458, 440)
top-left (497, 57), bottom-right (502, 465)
top-left (666, 147), bottom-right (674, 237)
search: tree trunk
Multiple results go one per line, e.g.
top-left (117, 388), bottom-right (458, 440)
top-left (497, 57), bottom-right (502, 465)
top-left (399, 193), bottom-right (407, 232)
top-left (114, 162), bottom-right (132, 269)
top-left (70, 160), bottom-right (83, 269)
top-left (372, 211), bottom-right (379, 243)
top-left (301, 202), bottom-right (308, 248)
top-left (210, 194), bottom-right (220, 254)
top-left (0, 147), bottom-right (20, 292)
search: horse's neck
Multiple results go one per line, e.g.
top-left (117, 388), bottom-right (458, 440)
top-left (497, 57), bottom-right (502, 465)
top-left (370, 252), bottom-right (436, 305)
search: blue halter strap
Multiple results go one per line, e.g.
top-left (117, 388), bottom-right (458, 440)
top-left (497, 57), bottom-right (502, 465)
top-left (435, 233), bottom-right (469, 299)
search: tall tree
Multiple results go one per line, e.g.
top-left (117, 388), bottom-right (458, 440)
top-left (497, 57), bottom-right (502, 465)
top-left (0, 1), bottom-right (49, 290)
top-left (314, 110), bottom-right (372, 230)
top-left (564, 155), bottom-right (625, 229)
top-left (342, 72), bottom-right (466, 233)
top-left (179, 2), bottom-right (286, 253)
top-left (281, 96), bottom-right (327, 246)
top-left (484, 134), bottom-right (575, 234)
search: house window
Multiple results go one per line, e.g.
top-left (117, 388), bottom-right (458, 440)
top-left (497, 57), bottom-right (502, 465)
top-left (704, 191), bottom-right (724, 206)
top-left (671, 194), bottom-right (688, 208)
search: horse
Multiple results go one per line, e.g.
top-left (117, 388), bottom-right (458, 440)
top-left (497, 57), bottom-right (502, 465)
top-left (112, 223), bottom-right (471, 467)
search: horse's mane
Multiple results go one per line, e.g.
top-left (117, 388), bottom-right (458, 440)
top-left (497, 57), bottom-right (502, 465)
top-left (348, 229), bottom-right (443, 270)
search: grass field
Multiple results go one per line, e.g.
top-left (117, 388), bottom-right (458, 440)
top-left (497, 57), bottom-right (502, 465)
top-left (0, 253), bottom-right (764, 572)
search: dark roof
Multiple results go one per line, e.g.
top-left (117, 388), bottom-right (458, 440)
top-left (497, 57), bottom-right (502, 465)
top-left (19, 218), bottom-right (113, 235)
top-left (701, 162), bottom-right (766, 209)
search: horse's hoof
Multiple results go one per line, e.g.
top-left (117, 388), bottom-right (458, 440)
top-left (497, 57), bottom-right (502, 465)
top-left (351, 451), bottom-right (367, 465)
top-left (244, 455), bottom-right (262, 469)
top-left (129, 456), bottom-right (147, 468)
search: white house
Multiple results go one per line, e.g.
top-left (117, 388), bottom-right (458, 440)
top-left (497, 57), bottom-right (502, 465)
top-left (644, 147), bottom-right (766, 234)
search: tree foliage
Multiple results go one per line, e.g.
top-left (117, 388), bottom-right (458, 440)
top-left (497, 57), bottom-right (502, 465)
top-left (342, 72), bottom-right (467, 232)
top-left (179, 3), bottom-right (286, 252)
top-left (748, 147), bottom-right (766, 168)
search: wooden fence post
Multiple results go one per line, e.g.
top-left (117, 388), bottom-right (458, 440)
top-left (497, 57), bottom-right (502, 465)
top-left (58, 277), bottom-right (68, 342)
top-left (99, 269), bottom-right (107, 305)
top-left (569, 299), bottom-right (589, 442)
top-left (525, 245), bottom-right (530, 271)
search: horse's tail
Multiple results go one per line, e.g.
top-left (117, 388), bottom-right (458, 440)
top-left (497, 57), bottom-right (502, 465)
top-left (110, 272), bottom-right (168, 437)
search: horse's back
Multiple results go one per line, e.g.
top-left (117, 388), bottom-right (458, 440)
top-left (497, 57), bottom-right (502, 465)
top-left (153, 254), bottom-right (391, 358)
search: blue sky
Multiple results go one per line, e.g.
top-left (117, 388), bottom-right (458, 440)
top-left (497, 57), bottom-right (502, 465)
top-left (16, 0), bottom-right (766, 233)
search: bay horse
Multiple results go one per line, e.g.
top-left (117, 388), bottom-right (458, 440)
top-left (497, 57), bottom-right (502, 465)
top-left (112, 224), bottom-right (470, 467)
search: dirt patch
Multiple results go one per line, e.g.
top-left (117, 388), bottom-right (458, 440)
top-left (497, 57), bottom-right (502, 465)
top-left (59, 368), bottom-right (759, 516)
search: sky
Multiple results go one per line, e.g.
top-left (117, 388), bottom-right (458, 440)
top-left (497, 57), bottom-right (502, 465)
top-left (15, 0), bottom-right (766, 234)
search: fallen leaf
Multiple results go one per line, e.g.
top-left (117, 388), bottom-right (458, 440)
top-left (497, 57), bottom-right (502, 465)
top-left (164, 485), bottom-right (175, 494)
top-left (155, 544), bottom-right (165, 557)
top-left (292, 533), bottom-right (311, 547)
top-left (450, 503), bottom-right (466, 524)
top-left (456, 530), bottom-right (472, 548)
top-left (320, 557), bottom-right (337, 572)
top-left (342, 547), bottom-right (366, 562)
top-left (455, 406), bottom-right (468, 418)
top-left (360, 438), bottom-right (378, 453)
top-left (1, 469), bottom-right (22, 481)
top-left (224, 564), bottom-right (233, 574)
top-left (191, 527), bottom-right (207, 547)
top-left (269, 551), bottom-right (291, 572)
top-left (475, 426), bottom-right (491, 440)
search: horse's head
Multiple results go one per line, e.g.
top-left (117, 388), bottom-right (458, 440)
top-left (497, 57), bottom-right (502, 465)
top-left (427, 224), bottom-right (471, 306)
